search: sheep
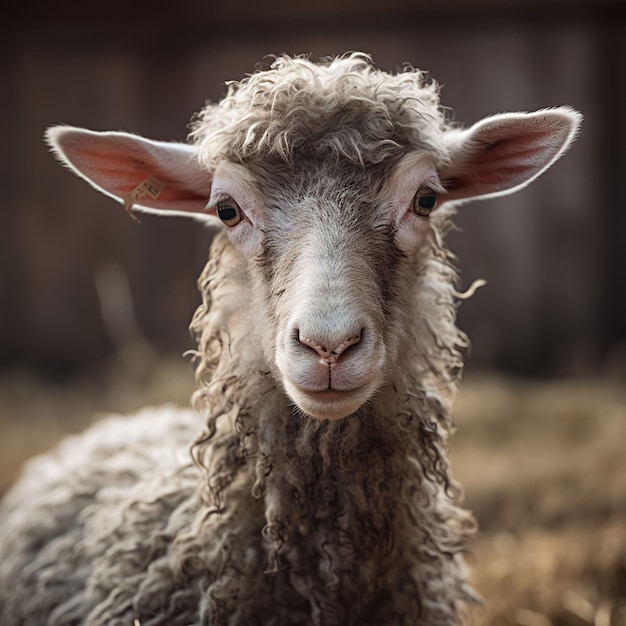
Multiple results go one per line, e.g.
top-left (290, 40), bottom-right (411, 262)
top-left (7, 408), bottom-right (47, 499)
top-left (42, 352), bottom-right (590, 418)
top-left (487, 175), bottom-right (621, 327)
top-left (0, 53), bottom-right (580, 626)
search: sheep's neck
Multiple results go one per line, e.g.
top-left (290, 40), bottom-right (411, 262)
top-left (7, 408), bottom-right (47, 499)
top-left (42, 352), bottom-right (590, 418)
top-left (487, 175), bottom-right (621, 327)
top-left (189, 232), bottom-right (473, 623)
top-left (189, 383), bottom-right (471, 625)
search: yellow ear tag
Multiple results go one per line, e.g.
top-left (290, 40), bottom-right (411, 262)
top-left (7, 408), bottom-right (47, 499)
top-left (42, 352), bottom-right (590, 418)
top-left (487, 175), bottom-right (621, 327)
top-left (123, 176), bottom-right (164, 223)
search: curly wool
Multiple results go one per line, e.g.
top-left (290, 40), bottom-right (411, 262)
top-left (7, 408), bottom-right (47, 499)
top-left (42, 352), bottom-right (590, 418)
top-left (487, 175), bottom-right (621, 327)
top-left (0, 54), bottom-right (478, 626)
top-left (191, 53), bottom-right (447, 169)
top-left (0, 242), bottom-right (475, 626)
top-left (180, 206), bottom-right (477, 625)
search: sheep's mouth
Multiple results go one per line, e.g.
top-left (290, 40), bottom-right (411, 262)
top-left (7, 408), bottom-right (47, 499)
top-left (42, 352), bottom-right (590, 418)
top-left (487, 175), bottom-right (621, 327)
top-left (302, 388), bottom-right (362, 401)
top-left (287, 383), bottom-right (374, 420)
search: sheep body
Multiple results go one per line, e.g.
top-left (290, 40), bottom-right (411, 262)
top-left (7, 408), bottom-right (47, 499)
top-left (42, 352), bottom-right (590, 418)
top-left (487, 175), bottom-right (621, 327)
top-left (1, 229), bottom-right (471, 625)
top-left (0, 407), bottom-right (200, 625)
top-left (0, 53), bottom-right (580, 625)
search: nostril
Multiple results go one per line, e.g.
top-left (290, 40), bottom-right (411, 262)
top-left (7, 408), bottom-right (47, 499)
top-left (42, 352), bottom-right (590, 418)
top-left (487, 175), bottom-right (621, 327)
top-left (298, 329), bottom-right (364, 364)
top-left (291, 327), bottom-right (301, 345)
top-left (330, 332), bottom-right (362, 358)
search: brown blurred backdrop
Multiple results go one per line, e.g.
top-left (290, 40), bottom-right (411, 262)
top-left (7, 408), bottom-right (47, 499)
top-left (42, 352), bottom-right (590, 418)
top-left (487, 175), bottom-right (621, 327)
top-left (2, 5), bottom-right (626, 623)
top-left (1, 0), bottom-right (625, 379)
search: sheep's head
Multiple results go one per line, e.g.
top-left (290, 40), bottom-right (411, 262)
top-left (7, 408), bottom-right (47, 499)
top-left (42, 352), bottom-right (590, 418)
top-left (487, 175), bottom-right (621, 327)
top-left (46, 53), bottom-right (581, 420)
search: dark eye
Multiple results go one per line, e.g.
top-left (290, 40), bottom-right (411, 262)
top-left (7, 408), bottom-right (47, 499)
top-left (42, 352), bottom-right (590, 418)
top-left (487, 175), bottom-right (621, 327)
top-left (216, 197), bottom-right (243, 227)
top-left (413, 192), bottom-right (438, 218)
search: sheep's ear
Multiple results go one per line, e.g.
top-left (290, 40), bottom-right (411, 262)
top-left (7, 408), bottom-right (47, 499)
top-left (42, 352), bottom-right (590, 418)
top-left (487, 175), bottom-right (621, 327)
top-left (45, 126), bottom-right (214, 220)
top-left (439, 107), bottom-right (582, 204)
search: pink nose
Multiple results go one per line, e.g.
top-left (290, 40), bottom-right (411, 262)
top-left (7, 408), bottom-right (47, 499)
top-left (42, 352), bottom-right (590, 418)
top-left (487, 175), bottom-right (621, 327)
top-left (298, 331), bottom-right (362, 366)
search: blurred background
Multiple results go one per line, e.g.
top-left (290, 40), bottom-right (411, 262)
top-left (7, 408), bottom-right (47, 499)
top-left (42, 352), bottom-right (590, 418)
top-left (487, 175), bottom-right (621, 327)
top-left (1, 1), bottom-right (625, 624)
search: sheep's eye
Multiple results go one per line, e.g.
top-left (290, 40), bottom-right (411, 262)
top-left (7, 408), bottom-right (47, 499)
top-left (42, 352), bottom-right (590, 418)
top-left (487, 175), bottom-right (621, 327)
top-left (413, 192), bottom-right (438, 218)
top-left (216, 198), bottom-right (242, 227)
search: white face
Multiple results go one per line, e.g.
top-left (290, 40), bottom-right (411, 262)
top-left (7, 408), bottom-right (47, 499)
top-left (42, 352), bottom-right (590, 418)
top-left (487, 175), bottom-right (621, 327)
top-left (208, 155), bottom-right (443, 420)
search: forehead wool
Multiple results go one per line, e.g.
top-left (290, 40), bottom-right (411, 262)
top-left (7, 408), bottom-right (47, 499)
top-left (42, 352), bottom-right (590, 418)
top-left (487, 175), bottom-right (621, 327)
top-left (190, 53), bottom-right (448, 170)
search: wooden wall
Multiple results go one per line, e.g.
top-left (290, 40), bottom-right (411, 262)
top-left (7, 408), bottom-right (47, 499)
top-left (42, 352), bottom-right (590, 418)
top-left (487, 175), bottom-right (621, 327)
top-left (1, 0), bottom-right (624, 376)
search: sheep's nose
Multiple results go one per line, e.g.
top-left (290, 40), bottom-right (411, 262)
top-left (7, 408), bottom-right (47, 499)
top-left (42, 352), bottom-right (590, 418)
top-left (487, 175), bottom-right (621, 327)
top-left (298, 330), bottom-right (363, 366)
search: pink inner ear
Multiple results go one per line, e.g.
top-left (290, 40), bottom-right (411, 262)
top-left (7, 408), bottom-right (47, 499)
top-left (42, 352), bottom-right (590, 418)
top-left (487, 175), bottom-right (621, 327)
top-left (445, 128), bottom-right (560, 195)
top-left (85, 152), bottom-right (207, 204)
top-left (61, 133), bottom-right (210, 212)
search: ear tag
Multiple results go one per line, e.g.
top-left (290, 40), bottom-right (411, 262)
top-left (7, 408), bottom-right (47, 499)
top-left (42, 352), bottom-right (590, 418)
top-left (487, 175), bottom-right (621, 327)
top-left (123, 176), bottom-right (164, 223)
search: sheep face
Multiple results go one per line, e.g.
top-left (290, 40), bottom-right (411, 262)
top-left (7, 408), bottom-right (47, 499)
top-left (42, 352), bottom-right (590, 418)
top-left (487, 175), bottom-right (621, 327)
top-left (45, 54), bottom-right (581, 421)
top-left (207, 154), bottom-right (442, 419)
